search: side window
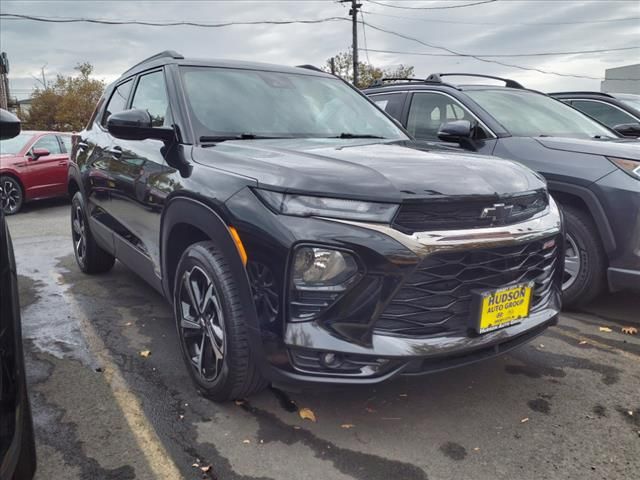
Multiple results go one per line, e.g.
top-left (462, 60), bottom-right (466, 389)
top-left (32, 135), bottom-right (62, 155)
top-left (59, 135), bottom-right (72, 153)
top-left (371, 93), bottom-right (406, 121)
top-left (131, 70), bottom-right (171, 127)
top-left (570, 100), bottom-right (636, 129)
top-left (407, 92), bottom-right (477, 141)
top-left (102, 79), bottom-right (133, 126)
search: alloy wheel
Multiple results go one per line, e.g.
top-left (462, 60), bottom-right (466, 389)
top-left (0, 178), bottom-right (21, 214)
top-left (178, 266), bottom-right (226, 382)
top-left (562, 233), bottom-right (581, 290)
top-left (248, 262), bottom-right (279, 323)
top-left (72, 205), bottom-right (87, 264)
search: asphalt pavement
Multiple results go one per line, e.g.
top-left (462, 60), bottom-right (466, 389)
top-left (7, 198), bottom-right (640, 480)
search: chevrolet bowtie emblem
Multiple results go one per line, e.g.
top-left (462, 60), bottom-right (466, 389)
top-left (480, 203), bottom-right (514, 224)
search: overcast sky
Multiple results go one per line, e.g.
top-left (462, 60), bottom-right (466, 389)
top-left (1, 0), bottom-right (638, 99)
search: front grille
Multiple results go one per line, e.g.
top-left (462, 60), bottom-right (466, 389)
top-left (393, 191), bottom-right (548, 234)
top-left (375, 236), bottom-right (559, 337)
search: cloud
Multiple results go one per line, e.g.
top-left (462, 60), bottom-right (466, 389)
top-left (1, 0), bottom-right (638, 98)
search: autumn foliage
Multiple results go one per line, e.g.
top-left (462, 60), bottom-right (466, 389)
top-left (19, 63), bottom-right (105, 132)
top-left (324, 50), bottom-right (415, 88)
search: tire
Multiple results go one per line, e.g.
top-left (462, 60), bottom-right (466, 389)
top-left (561, 205), bottom-right (606, 308)
top-left (71, 192), bottom-right (115, 274)
top-left (174, 241), bottom-right (267, 401)
top-left (0, 175), bottom-right (24, 215)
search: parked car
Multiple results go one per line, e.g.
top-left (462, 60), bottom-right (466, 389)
top-left (0, 130), bottom-right (72, 214)
top-left (550, 91), bottom-right (640, 138)
top-left (0, 109), bottom-right (37, 480)
top-left (69, 52), bottom-right (563, 400)
top-left (364, 74), bottom-right (640, 307)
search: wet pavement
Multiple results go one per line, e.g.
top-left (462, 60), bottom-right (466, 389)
top-left (7, 199), bottom-right (640, 480)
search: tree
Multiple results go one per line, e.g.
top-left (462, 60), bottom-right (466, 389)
top-left (324, 50), bottom-right (414, 88)
top-left (20, 63), bottom-right (105, 131)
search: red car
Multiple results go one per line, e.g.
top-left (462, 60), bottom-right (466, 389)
top-left (0, 130), bottom-right (72, 214)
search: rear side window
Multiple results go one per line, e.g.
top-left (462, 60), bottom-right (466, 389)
top-left (59, 135), bottom-right (72, 153)
top-left (32, 134), bottom-right (63, 155)
top-left (407, 92), bottom-right (477, 140)
top-left (371, 93), bottom-right (406, 121)
top-left (102, 79), bottom-right (133, 126)
top-left (570, 100), bottom-right (637, 129)
top-left (131, 70), bottom-right (171, 127)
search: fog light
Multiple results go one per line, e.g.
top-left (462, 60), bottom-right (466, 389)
top-left (322, 352), bottom-right (342, 368)
top-left (292, 247), bottom-right (358, 289)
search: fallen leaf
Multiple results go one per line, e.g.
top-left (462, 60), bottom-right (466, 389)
top-left (521, 417), bottom-right (530, 423)
top-left (200, 465), bottom-right (211, 473)
top-left (539, 344), bottom-right (545, 348)
top-left (599, 326), bottom-right (612, 333)
top-left (473, 447), bottom-right (480, 452)
top-left (125, 322), bottom-right (132, 326)
top-left (341, 424), bottom-right (355, 429)
top-left (579, 340), bottom-right (588, 345)
top-left (179, 415), bottom-right (184, 420)
top-left (242, 439), bottom-right (251, 444)
top-left (622, 326), bottom-right (638, 335)
top-left (139, 350), bottom-right (151, 358)
top-left (192, 463), bottom-right (199, 468)
top-left (299, 407), bottom-right (317, 422)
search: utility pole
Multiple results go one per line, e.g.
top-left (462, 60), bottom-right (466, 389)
top-left (341, 0), bottom-right (362, 87)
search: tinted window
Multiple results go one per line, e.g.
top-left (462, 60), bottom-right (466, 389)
top-left (103, 80), bottom-right (133, 126)
top-left (407, 92), bottom-right (476, 140)
top-left (371, 93), bottom-right (406, 120)
top-left (466, 90), bottom-right (615, 138)
top-left (32, 135), bottom-right (62, 155)
top-left (131, 70), bottom-right (170, 127)
top-left (571, 100), bottom-right (637, 128)
top-left (180, 67), bottom-right (407, 140)
top-left (59, 135), bottom-right (72, 153)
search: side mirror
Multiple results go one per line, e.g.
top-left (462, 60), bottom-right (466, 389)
top-left (107, 109), bottom-right (174, 143)
top-left (0, 109), bottom-right (21, 140)
top-left (612, 122), bottom-right (640, 138)
top-left (31, 148), bottom-right (50, 159)
top-left (437, 120), bottom-right (472, 143)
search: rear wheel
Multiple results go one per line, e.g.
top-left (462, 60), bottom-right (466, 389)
top-left (561, 205), bottom-right (606, 308)
top-left (0, 176), bottom-right (23, 215)
top-left (174, 241), bottom-right (267, 401)
top-left (71, 192), bottom-right (115, 274)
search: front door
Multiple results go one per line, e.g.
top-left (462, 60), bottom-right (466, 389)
top-left (26, 134), bottom-right (68, 199)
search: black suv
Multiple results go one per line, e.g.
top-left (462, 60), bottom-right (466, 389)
top-left (550, 91), bottom-right (640, 138)
top-left (69, 53), bottom-right (563, 400)
top-left (364, 74), bottom-right (640, 307)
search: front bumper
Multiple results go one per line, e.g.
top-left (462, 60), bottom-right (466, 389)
top-left (228, 190), bottom-right (564, 385)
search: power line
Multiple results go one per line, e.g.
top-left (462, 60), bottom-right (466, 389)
top-left (366, 0), bottom-right (498, 10)
top-left (361, 45), bottom-right (640, 58)
top-left (362, 9), bottom-right (640, 25)
top-left (361, 20), bottom-right (606, 80)
top-left (0, 13), bottom-right (348, 27)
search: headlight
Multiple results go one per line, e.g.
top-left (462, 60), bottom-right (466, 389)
top-left (255, 189), bottom-right (398, 222)
top-left (607, 156), bottom-right (640, 180)
top-left (292, 247), bottom-right (358, 289)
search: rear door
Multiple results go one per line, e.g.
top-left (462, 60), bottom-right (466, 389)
top-left (26, 134), bottom-right (67, 199)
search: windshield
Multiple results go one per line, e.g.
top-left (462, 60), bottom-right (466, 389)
top-left (0, 132), bottom-right (34, 155)
top-left (616, 94), bottom-right (640, 112)
top-left (180, 66), bottom-right (407, 141)
top-left (466, 89), bottom-right (616, 138)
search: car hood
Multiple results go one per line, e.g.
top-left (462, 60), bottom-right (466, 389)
top-left (192, 139), bottom-right (544, 202)
top-left (534, 137), bottom-right (640, 160)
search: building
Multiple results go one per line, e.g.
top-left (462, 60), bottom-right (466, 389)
top-left (601, 64), bottom-right (640, 94)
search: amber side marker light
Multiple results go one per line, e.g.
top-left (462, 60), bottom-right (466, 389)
top-left (228, 226), bottom-right (248, 266)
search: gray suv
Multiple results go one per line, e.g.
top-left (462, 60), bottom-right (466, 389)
top-left (364, 73), bottom-right (640, 307)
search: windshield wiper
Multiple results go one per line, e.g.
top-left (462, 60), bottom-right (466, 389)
top-left (199, 133), bottom-right (285, 144)
top-left (331, 133), bottom-right (387, 139)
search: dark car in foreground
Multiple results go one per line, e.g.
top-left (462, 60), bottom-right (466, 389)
top-left (364, 74), bottom-right (640, 307)
top-left (0, 109), bottom-right (36, 479)
top-left (0, 130), bottom-right (72, 214)
top-left (69, 53), bottom-right (563, 400)
top-left (550, 91), bottom-right (640, 138)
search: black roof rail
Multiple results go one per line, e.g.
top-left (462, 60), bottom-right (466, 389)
top-left (122, 50), bottom-right (184, 75)
top-left (549, 91), bottom-right (615, 98)
top-left (425, 73), bottom-right (524, 89)
top-left (296, 64), bottom-right (325, 73)
top-left (369, 77), bottom-right (424, 88)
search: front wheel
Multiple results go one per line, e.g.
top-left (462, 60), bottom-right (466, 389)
top-left (174, 241), bottom-right (267, 401)
top-left (561, 205), bottom-right (606, 308)
top-left (0, 176), bottom-right (23, 215)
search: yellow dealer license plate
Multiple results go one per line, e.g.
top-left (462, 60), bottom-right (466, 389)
top-left (477, 282), bottom-right (534, 334)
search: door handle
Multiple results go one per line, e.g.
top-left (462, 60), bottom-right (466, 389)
top-left (108, 146), bottom-right (123, 158)
top-left (58, 161), bottom-right (68, 166)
